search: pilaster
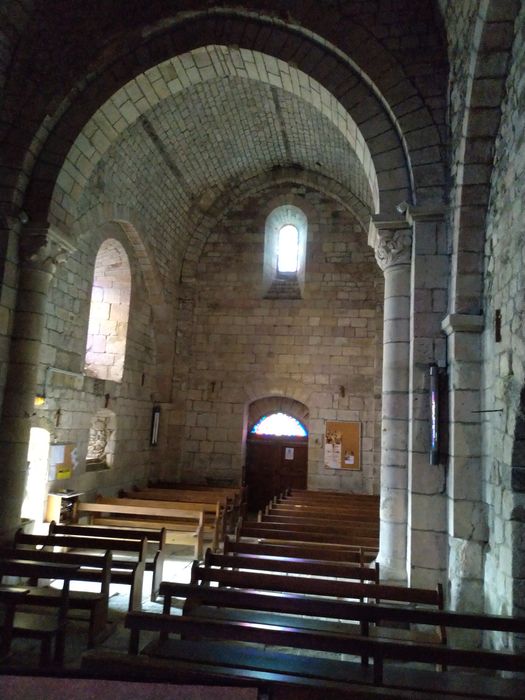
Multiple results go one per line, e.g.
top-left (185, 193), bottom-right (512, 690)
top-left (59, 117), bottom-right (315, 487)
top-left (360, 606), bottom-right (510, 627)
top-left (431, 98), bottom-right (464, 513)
top-left (405, 204), bottom-right (448, 588)
top-left (442, 312), bottom-right (487, 614)
top-left (0, 224), bottom-right (75, 537)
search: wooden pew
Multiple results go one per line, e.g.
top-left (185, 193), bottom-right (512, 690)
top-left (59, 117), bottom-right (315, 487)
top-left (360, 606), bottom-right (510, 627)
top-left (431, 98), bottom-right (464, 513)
top-left (224, 535), bottom-right (378, 565)
top-left (201, 549), bottom-right (380, 584)
top-left (0, 558), bottom-right (78, 666)
top-left (253, 516), bottom-right (380, 538)
top-left (285, 490), bottom-right (380, 504)
top-left (0, 586), bottom-right (30, 659)
top-left (84, 604), bottom-right (525, 698)
top-left (0, 544), bottom-right (111, 647)
top-left (14, 531), bottom-right (147, 610)
top-left (265, 504), bottom-right (380, 522)
top-left (121, 490), bottom-right (226, 547)
top-left (188, 562), bottom-right (444, 659)
top-left (77, 498), bottom-right (205, 558)
top-left (147, 481), bottom-right (247, 524)
top-left (236, 519), bottom-right (379, 549)
top-left (48, 521), bottom-right (167, 601)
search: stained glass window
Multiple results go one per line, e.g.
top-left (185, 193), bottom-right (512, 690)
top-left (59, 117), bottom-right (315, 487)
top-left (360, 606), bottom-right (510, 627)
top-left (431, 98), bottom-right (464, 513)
top-left (251, 412), bottom-right (307, 437)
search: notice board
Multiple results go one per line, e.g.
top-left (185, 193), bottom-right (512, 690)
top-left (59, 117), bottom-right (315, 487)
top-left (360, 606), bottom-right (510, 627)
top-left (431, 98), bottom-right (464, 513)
top-left (324, 421), bottom-right (361, 470)
top-left (48, 444), bottom-right (77, 480)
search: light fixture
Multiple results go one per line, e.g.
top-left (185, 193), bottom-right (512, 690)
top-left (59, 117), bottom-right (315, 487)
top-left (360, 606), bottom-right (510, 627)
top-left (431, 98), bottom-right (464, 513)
top-left (34, 395), bottom-right (46, 407)
top-left (150, 405), bottom-right (161, 446)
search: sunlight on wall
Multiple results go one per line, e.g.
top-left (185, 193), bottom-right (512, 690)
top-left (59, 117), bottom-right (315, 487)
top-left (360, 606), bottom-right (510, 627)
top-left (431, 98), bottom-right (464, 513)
top-left (21, 427), bottom-right (51, 522)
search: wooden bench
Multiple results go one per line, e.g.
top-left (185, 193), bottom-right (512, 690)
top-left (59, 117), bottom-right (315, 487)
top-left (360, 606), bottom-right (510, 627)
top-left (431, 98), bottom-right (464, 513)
top-left (0, 544), bottom-right (111, 648)
top-left (148, 481), bottom-right (247, 524)
top-left (284, 489), bottom-right (380, 504)
top-left (236, 519), bottom-right (379, 549)
top-left (269, 499), bottom-right (379, 516)
top-left (48, 521), bottom-right (167, 601)
top-left (253, 515), bottom-right (380, 538)
top-left (120, 490), bottom-right (226, 547)
top-left (0, 586), bottom-right (30, 659)
top-left (224, 535), bottom-right (378, 565)
top-left (78, 498), bottom-right (206, 557)
top-left (264, 504), bottom-right (380, 522)
top-left (14, 530), bottom-right (147, 610)
top-left (201, 549), bottom-right (380, 584)
top-left (78, 603), bottom-right (525, 697)
top-left (187, 562), bottom-right (444, 666)
top-left (0, 558), bottom-right (78, 666)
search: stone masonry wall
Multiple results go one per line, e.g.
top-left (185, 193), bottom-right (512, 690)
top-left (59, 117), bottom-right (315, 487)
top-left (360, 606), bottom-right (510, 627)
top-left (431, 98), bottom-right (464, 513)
top-left (178, 183), bottom-right (384, 493)
top-left (31, 221), bottom-right (159, 501)
top-left (482, 2), bottom-right (525, 622)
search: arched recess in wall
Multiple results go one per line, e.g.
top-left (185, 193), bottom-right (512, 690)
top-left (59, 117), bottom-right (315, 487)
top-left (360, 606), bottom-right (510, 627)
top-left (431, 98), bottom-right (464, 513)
top-left (84, 238), bottom-right (131, 382)
top-left (86, 408), bottom-right (116, 472)
top-left (77, 207), bottom-right (169, 402)
top-left (179, 168), bottom-right (367, 287)
top-left (245, 396), bottom-right (309, 512)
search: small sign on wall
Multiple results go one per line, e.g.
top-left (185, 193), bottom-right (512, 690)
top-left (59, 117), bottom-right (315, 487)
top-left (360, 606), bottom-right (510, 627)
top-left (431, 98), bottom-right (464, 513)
top-left (324, 421), bottom-right (361, 470)
top-left (284, 447), bottom-right (294, 460)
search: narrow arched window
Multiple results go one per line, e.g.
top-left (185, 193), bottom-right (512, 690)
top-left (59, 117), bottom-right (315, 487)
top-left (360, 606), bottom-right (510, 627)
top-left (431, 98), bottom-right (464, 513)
top-left (84, 239), bottom-right (131, 382)
top-left (278, 224), bottom-right (299, 273)
top-left (251, 412), bottom-right (308, 437)
top-left (263, 205), bottom-right (307, 299)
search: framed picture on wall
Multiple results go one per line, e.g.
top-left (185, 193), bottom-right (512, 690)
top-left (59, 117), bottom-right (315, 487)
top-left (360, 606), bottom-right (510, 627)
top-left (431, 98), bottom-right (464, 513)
top-left (324, 421), bottom-right (361, 470)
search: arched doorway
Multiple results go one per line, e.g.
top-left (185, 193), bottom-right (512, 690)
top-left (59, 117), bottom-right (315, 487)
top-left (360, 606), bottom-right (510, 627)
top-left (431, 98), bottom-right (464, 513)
top-left (245, 400), bottom-right (309, 512)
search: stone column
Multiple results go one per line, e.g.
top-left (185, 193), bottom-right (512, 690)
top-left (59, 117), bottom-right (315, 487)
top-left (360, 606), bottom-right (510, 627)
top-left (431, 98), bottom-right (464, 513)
top-left (372, 220), bottom-right (412, 581)
top-left (0, 225), bottom-right (74, 538)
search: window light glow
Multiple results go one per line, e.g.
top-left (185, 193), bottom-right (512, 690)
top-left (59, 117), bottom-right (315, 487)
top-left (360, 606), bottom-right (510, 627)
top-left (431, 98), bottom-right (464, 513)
top-left (251, 412), bottom-right (307, 437)
top-left (277, 224), bottom-right (299, 273)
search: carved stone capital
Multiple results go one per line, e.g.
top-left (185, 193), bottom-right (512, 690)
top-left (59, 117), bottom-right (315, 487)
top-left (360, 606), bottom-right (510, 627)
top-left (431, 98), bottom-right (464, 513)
top-left (20, 225), bottom-right (75, 270)
top-left (374, 228), bottom-right (413, 271)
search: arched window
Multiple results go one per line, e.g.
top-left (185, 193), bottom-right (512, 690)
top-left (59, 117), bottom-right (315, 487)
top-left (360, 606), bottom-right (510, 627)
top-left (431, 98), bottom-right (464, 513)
top-left (263, 205), bottom-right (307, 298)
top-left (84, 239), bottom-right (131, 382)
top-left (278, 224), bottom-right (299, 273)
top-left (251, 412), bottom-right (308, 437)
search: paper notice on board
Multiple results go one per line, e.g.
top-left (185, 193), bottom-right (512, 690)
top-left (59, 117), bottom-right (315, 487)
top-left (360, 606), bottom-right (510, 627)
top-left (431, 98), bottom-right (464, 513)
top-left (49, 444), bottom-right (78, 480)
top-left (324, 441), bottom-right (341, 469)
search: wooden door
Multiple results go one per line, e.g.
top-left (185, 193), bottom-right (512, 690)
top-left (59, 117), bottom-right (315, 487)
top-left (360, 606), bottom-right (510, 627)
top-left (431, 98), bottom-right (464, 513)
top-left (245, 437), bottom-right (308, 512)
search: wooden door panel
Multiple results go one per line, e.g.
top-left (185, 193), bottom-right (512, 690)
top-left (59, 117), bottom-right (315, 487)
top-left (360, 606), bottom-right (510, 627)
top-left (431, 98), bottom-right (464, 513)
top-left (246, 440), bottom-right (307, 512)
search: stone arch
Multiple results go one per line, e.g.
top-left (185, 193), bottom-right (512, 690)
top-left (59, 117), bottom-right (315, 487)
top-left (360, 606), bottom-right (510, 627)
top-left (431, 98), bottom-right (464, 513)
top-left (247, 396), bottom-right (309, 434)
top-left (75, 203), bottom-right (174, 401)
top-left (15, 7), bottom-right (447, 230)
top-left (179, 167), bottom-right (371, 285)
top-left (450, 0), bottom-right (520, 315)
top-left (47, 45), bottom-right (379, 231)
